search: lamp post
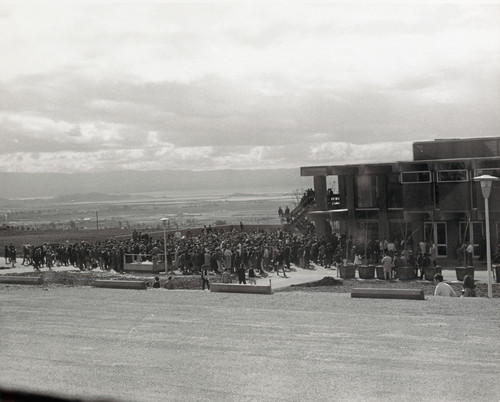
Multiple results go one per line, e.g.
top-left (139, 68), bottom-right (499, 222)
top-left (473, 174), bottom-right (499, 298)
top-left (161, 218), bottom-right (168, 273)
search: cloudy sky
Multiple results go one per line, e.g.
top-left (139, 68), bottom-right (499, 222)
top-left (1, 2), bottom-right (499, 173)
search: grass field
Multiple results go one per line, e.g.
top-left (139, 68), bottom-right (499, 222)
top-left (1, 286), bottom-right (499, 401)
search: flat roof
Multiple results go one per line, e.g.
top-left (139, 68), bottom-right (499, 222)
top-left (301, 156), bottom-right (500, 176)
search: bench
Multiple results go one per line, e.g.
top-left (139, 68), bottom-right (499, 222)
top-left (210, 280), bottom-right (272, 295)
top-left (94, 280), bottom-right (147, 290)
top-left (0, 276), bottom-right (44, 285)
top-left (351, 288), bottom-right (425, 300)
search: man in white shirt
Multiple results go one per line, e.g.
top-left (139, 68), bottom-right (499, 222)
top-left (381, 253), bottom-right (392, 280)
top-left (466, 242), bottom-right (474, 266)
top-left (434, 274), bottom-right (455, 297)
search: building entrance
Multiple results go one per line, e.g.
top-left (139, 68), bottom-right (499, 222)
top-left (424, 222), bottom-right (447, 257)
top-left (459, 221), bottom-right (483, 258)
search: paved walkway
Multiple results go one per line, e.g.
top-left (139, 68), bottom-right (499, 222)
top-left (1, 261), bottom-right (497, 290)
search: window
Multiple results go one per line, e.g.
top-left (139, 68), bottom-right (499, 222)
top-left (474, 168), bottom-right (500, 179)
top-left (355, 175), bottom-right (378, 209)
top-left (435, 161), bottom-right (466, 170)
top-left (437, 170), bottom-right (468, 182)
top-left (357, 222), bottom-right (379, 241)
top-left (400, 171), bottom-right (431, 183)
top-left (387, 174), bottom-right (403, 209)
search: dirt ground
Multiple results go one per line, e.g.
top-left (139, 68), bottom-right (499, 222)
top-left (1, 284), bottom-right (499, 402)
top-left (2, 267), bottom-right (499, 298)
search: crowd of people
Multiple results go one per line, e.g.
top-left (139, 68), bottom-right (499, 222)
top-left (1, 224), bottom-right (493, 298)
top-left (2, 230), bottom-right (492, 275)
top-left (3, 226), bottom-right (342, 276)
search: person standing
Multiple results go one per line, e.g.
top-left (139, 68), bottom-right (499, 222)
top-left (151, 246), bottom-right (160, 271)
top-left (430, 242), bottom-right (437, 267)
top-left (434, 274), bottom-right (455, 297)
top-left (381, 253), bottom-right (392, 281)
top-left (284, 206), bottom-right (290, 223)
top-left (9, 244), bottom-right (16, 268)
top-left (419, 240), bottom-right (427, 256)
top-left (237, 264), bottom-right (246, 284)
top-left (4, 245), bottom-right (10, 265)
top-left (248, 266), bottom-right (257, 285)
top-left (223, 247), bottom-right (233, 272)
top-left (466, 242), bottom-right (474, 266)
top-left (201, 265), bottom-right (211, 290)
top-left (456, 242), bottom-right (464, 266)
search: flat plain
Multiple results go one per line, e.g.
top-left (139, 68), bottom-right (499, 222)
top-left (1, 285), bottom-right (499, 402)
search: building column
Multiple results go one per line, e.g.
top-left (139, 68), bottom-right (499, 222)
top-left (377, 175), bottom-right (389, 240)
top-left (312, 175), bottom-right (330, 238)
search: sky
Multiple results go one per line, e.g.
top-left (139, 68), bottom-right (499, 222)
top-left (0, 1), bottom-right (499, 173)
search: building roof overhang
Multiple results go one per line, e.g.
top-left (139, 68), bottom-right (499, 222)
top-left (301, 156), bottom-right (500, 177)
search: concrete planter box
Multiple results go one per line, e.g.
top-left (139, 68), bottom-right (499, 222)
top-left (423, 266), bottom-right (442, 281)
top-left (398, 266), bottom-right (416, 281)
top-left (123, 262), bottom-right (164, 273)
top-left (339, 264), bottom-right (356, 279)
top-left (494, 265), bottom-right (500, 284)
top-left (358, 265), bottom-right (375, 279)
top-left (455, 266), bottom-right (474, 281)
top-left (210, 281), bottom-right (272, 294)
top-left (375, 265), bottom-right (385, 280)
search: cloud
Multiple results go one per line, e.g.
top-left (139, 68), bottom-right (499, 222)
top-left (0, 3), bottom-right (498, 173)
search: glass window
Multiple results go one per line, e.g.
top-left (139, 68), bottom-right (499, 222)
top-left (437, 170), bottom-right (468, 182)
top-left (435, 161), bottom-right (466, 170)
top-left (401, 171), bottom-right (431, 183)
top-left (387, 174), bottom-right (403, 209)
top-left (474, 168), bottom-right (500, 179)
top-left (357, 222), bottom-right (379, 241)
top-left (355, 175), bottom-right (378, 208)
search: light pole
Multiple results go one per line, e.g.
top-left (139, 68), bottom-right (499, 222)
top-left (161, 218), bottom-right (168, 273)
top-left (473, 174), bottom-right (499, 298)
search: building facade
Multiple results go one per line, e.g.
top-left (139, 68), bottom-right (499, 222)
top-left (300, 137), bottom-right (500, 262)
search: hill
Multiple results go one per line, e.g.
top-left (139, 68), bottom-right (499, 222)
top-left (0, 168), bottom-right (311, 199)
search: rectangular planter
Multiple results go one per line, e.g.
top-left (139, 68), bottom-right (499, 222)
top-left (494, 265), bottom-right (500, 284)
top-left (397, 266), bottom-right (416, 281)
top-left (455, 267), bottom-right (475, 281)
top-left (375, 265), bottom-right (385, 280)
top-left (423, 266), bottom-right (442, 281)
top-left (358, 265), bottom-right (375, 279)
top-left (339, 265), bottom-right (356, 279)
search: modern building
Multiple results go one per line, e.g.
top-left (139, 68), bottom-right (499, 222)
top-left (300, 137), bottom-right (500, 262)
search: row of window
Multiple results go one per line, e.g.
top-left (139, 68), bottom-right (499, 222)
top-left (347, 221), bottom-right (489, 258)
top-left (354, 172), bottom-right (492, 210)
top-left (401, 168), bottom-right (500, 183)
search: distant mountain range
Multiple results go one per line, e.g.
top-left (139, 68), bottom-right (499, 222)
top-left (0, 168), bottom-right (312, 199)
